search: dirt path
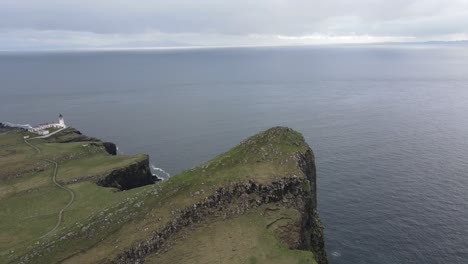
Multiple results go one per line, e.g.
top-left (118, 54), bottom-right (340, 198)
top-left (23, 138), bottom-right (75, 239)
top-left (39, 159), bottom-right (75, 239)
top-left (23, 138), bottom-right (41, 154)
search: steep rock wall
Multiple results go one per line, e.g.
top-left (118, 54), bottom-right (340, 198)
top-left (102, 142), bottom-right (117, 155)
top-left (96, 155), bottom-right (154, 190)
top-left (296, 148), bottom-right (328, 264)
top-left (111, 146), bottom-right (328, 264)
top-left (111, 176), bottom-right (312, 263)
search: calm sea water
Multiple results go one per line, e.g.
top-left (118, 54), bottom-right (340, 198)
top-left (1, 45), bottom-right (468, 263)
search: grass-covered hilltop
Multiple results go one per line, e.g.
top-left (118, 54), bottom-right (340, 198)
top-left (0, 124), bottom-right (328, 264)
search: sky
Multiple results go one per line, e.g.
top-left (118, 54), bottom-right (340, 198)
top-left (1, 0), bottom-right (468, 51)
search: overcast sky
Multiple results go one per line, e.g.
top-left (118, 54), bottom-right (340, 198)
top-left (1, 0), bottom-right (468, 50)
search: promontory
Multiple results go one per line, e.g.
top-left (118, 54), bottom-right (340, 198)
top-left (0, 124), bottom-right (328, 264)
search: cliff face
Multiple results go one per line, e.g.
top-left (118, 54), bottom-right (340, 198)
top-left (297, 148), bottom-right (328, 264)
top-left (113, 176), bottom-right (327, 264)
top-left (96, 155), bottom-right (154, 190)
top-left (102, 142), bottom-right (117, 155)
top-left (111, 127), bottom-right (328, 264)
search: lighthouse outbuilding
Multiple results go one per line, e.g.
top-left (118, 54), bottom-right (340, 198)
top-left (27, 114), bottom-right (67, 134)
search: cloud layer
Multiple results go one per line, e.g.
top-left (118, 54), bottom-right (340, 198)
top-left (1, 0), bottom-right (468, 50)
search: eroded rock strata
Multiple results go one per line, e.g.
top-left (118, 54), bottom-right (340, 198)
top-left (112, 148), bottom-right (327, 264)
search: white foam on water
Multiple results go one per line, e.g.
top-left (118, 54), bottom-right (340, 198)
top-left (150, 164), bottom-right (171, 180)
top-left (2, 122), bottom-right (33, 129)
top-left (116, 146), bottom-right (124, 154)
top-left (331, 251), bottom-right (341, 257)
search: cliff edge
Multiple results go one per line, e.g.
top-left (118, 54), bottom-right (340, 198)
top-left (114, 127), bottom-right (328, 264)
top-left (8, 127), bottom-right (327, 264)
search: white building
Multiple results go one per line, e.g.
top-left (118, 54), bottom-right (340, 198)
top-left (58, 114), bottom-right (65, 127)
top-left (37, 130), bottom-right (50, 136)
top-left (28, 114), bottom-right (66, 133)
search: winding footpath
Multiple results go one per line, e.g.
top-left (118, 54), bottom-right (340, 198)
top-left (23, 130), bottom-right (75, 239)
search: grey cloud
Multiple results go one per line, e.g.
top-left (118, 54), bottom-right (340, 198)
top-left (0, 0), bottom-right (467, 50)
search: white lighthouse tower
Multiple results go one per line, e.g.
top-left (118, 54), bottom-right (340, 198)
top-left (58, 114), bottom-right (66, 127)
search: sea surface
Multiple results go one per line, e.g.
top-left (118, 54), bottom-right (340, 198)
top-left (1, 45), bottom-right (468, 264)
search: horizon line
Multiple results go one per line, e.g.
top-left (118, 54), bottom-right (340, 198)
top-left (1, 39), bottom-right (467, 53)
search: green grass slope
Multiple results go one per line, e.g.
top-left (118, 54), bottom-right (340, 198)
top-left (0, 128), bottom-right (152, 261)
top-left (1, 127), bottom-right (326, 264)
top-left (146, 204), bottom-right (316, 264)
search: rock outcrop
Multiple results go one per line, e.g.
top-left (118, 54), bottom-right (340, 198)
top-left (96, 155), bottom-right (154, 190)
top-left (102, 142), bottom-right (117, 155)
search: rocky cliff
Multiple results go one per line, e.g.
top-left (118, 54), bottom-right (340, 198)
top-left (296, 148), bottom-right (328, 264)
top-left (111, 127), bottom-right (328, 264)
top-left (96, 155), bottom-right (155, 190)
top-left (113, 176), bottom-right (327, 264)
top-left (47, 127), bottom-right (154, 189)
top-left (102, 142), bottom-right (117, 155)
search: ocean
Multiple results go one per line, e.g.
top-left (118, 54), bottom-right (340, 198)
top-left (1, 45), bottom-right (468, 263)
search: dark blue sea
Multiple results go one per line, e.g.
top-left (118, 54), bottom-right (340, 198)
top-left (1, 45), bottom-right (468, 264)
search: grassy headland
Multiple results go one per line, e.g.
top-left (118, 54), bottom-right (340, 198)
top-left (0, 126), bottom-right (327, 264)
top-left (0, 127), bottom-right (152, 258)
